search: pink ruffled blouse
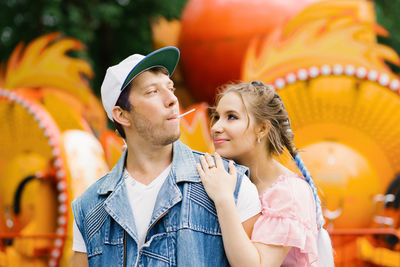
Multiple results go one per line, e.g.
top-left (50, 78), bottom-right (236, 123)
top-left (251, 173), bottom-right (319, 266)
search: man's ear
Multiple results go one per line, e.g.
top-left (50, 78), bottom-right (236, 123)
top-left (112, 106), bottom-right (131, 127)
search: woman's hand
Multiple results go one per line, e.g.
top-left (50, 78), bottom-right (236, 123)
top-left (196, 152), bottom-right (237, 204)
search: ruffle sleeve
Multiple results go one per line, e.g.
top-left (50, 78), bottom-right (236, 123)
top-left (251, 175), bottom-right (318, 265)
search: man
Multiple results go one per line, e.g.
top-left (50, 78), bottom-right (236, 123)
top-left (72, 47), bottom-right (261, 266)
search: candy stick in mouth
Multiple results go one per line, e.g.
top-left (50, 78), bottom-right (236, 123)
top-left (177, 108), bottom-right (196, 118)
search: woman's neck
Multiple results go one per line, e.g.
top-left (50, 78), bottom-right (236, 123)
top-left (237, 151), bottom-right (288, 194)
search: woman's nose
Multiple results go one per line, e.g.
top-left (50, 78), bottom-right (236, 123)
top-left (211, 119), bottom-right (223, 134)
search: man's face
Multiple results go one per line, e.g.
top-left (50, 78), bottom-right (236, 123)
top-left (127, 70), bottom-right (180, 146)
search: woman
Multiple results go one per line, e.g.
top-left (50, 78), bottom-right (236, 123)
top-left (196, 81), bottom-right (334, 266)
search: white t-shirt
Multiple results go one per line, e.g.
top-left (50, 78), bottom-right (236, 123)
top-left (72, 167), bottom-right (260, 252)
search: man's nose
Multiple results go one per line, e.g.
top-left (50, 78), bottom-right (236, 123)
top-left (165, 89), bottom-right (178, 108)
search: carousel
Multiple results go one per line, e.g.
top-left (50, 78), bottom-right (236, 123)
top-left (1, 0), bottom-right (400, 266)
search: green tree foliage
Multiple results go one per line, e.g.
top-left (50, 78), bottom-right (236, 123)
top-left (0, 0), bottom-right (187, 94)
top-left (0, 0), bottom-right (398, 95)
top-left (374, 0), bottom-right (400, 73)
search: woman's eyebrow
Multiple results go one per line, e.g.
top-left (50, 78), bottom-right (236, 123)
top-left (222, 109), bottom-right (239, 114)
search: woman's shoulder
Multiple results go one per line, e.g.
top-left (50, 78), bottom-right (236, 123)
top-left (260, 172), bottom-right (310, 199)
top-left (281, 173), bottom-right (316, 205)
top-left (259, 172), bottom-right (316, 218)
top-left (252, 172), bottom-right (318, 264)
top-left (258, 173), bottom-right (298, 211)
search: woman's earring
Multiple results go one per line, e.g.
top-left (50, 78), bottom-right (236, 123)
top-left (257, 137), bottom-right (261, 143)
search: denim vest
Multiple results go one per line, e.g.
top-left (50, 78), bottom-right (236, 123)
top-left (72, 140), bottom-right (249, 267)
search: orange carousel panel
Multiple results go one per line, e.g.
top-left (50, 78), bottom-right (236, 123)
top-left (179, 0), bottom-right (318, 103)
top-left (0, 89), bottom-right (69, 267)
top-left (179, 103), bottom-right (214, 153)
top-left (240, 1), bottom-right (400, 265)
top-left (0, 33), bottom-right (93, 103)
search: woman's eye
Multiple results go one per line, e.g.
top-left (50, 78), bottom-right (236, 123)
top-left (169, 87), bottom-right (176, 92)
top-left (227, 114), bottom-right (238, 120)
top-left (213, 114), bottom-right (220, 121)
top-left (148, 90), bottom-right (157, 94)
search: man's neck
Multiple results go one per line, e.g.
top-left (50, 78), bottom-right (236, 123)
top-left (124, 139), bottom-right (173, 186)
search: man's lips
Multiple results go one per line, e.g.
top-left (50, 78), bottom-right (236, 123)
top-left (167, 108), bottom-right (197, 121)
top-left (167, 114), bottom-right (179, 120)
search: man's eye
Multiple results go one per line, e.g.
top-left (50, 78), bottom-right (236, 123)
top-left (148, 90), bottom-right (157, 94)
top-left (228, 114), bottom-right (238, 120)
top-left (169, 87), bottom-right (176, 92)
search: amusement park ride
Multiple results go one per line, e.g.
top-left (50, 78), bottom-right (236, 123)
top-left (1, 0), bottom-right (400, 266)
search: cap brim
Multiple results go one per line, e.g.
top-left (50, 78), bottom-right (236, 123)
top-left (121, 46), bottom-right (180, 91)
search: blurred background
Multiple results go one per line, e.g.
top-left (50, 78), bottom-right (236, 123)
top-left (0, 0), bottom-right (400, 266)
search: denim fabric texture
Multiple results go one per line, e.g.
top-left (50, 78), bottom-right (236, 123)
top-left (72, 140), bottom-right (248, 267)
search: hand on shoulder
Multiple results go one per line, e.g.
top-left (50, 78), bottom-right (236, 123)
top-left (196, 152), bottom-right (237, 204)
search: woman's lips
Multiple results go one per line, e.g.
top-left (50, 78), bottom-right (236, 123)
top-left (213, 138), bottom-right (228, 145)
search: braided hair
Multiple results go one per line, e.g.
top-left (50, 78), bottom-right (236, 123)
top-left (216, 81), bottom-right (334, 266)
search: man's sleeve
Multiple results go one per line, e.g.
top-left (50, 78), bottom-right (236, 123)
top-left (72, 218), bottom-right (87, 253)
top-left (236, 174), bottom-right (261, 222)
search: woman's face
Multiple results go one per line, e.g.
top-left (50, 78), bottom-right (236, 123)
top-left (211, 92), bottom-right (258, 161)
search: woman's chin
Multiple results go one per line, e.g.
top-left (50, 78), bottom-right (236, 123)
top-left (215, 149), bottom-right (235, 160)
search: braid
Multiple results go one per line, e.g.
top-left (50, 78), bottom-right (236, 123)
top-left (272, 92), bottom-right (325, 228)
top-left (294, 154), bottom-right (325, 228)
top-left (274, 90), bottom-right (334, 266)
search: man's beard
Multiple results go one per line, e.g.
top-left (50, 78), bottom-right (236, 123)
top-left (131, 108), bottom-right (180, 146)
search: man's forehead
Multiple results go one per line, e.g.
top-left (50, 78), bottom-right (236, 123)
top-left (131, 71), bottom-right (172, 90)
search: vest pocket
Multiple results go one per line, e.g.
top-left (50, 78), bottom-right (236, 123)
top-left (86, 231), bottom-right (103, 258)
top-left (186, 182), bottom-right (222, 235)
top-left (141, 233), bottom-right (170, 264)
top-left (86, 216), bottom-right (124, 258)
top-left (104, 216), bottom-right (124, 245)
top-left (86, 216), bottom-right (125, 265)
top-left (84, 201), bottom-right (108, 258)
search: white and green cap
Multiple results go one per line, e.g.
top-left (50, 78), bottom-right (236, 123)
top-left (101, 46), bottom-right (180, 121)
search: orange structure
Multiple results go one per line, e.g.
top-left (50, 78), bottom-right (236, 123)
top-left (241, 0), bottom-right (400, 265)
top-left (0, 33), bottom-right (212, 266)
top-left (179, 0), bottom-right (319, 103)
top-left (0, 33), bottom-right (111, 266)
top-left (2, 0), bottom-right (400, 266)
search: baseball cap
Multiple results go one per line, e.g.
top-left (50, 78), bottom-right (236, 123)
top-left (101, 46), bottom-right (180, 121)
